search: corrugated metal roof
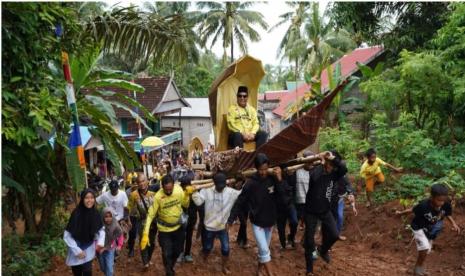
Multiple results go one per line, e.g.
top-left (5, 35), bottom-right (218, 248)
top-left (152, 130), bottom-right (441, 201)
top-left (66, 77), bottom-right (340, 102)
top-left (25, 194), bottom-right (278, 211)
top-left (273, 46), bottom-right (384, 118)
top-left (165, 98), bottom-right (210, 118)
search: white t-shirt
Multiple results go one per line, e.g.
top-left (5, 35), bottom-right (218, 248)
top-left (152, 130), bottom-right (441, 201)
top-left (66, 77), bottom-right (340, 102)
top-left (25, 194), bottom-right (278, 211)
top-left (96, 190), bottom-right (128, 221)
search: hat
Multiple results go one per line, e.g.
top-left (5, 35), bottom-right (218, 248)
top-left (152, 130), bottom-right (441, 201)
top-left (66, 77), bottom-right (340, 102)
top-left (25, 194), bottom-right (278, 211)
top-left (213, 172), bottom-right (227, 190)
top-left (237, 86), bottom-right (248, 95)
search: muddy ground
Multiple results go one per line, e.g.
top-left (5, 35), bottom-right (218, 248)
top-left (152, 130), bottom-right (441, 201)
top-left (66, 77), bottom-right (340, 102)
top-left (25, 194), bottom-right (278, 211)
top-left (46, 200), bottom-right (465, 276)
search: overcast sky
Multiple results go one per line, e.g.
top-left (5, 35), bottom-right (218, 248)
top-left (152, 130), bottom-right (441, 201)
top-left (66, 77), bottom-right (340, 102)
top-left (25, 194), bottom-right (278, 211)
top-left (105, 1), bottom-right (330, 66)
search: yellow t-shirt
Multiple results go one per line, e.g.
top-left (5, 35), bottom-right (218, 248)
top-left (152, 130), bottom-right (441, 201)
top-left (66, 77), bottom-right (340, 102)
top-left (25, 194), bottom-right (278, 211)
top-left (360, 157), bottom-right (386, 179)
top-left (143, 184), bottom-right (189, 233)
top-left (226, 104), bottom-right (259, 134)
top-left (126, 172), bottom-right (138, 185)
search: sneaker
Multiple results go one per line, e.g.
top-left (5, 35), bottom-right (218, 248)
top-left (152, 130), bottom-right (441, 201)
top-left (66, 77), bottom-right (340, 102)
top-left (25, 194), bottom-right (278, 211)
top-left (312, 250), bottom-right (318, 260)
top-left (184, 254), bottom-right (193, 263)
top-left (414, 266), bottom-right (429, 276)
top-left (177, 253), bottom-right (184, 263)
top-left (339, 235), bottom-right (347, 241)
top-left (318, 248), bottom-right (331, 264)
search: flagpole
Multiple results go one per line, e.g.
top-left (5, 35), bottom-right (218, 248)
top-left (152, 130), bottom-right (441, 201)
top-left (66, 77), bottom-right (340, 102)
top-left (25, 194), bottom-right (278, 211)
top-left (57, 24), bottom-right (88, 189)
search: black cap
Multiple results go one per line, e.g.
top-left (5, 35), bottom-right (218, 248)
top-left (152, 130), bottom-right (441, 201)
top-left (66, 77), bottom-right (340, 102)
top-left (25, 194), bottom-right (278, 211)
top-left (213, 172), bottom-right (227, 190)
top-left (237, 86), bottom-right (248, 95)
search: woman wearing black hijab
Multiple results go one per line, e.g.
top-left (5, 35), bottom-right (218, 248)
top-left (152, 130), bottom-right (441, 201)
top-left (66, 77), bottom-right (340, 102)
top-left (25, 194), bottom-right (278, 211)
top-left (64, 188), bottom-right (105, 276)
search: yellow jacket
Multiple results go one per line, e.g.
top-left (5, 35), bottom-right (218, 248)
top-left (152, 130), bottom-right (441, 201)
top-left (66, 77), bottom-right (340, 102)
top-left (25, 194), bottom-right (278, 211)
top-left (226, 104), bottom-right (259, 134)
top-left (360, 157), bottom-right (386, 179)
top-left (128, 190), bottom-right (156, 219)
top-left (143, 184), bottom-right (190, 233)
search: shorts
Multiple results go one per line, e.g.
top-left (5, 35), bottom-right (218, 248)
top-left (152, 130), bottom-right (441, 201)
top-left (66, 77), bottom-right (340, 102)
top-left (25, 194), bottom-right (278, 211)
top-left (364, 172), bottom-right (385, 192)
top-left (413, 229), bottom-right (432, 253)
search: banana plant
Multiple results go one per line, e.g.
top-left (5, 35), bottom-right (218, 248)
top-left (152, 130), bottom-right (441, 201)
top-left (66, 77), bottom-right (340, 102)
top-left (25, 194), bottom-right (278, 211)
top-left (50, 46), bottom-right (156, 170)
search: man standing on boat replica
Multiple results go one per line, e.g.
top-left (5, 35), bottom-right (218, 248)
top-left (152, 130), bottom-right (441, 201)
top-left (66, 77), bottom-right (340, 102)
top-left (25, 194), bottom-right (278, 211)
top-left (227, 86), bottom-right (268, 149)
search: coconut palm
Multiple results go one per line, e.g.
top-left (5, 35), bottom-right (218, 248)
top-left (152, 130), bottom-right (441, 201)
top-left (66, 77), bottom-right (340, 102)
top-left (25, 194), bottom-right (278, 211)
top-left (271, 2), bottom-right (310, 79)
top-left (196, 2), bottom-right (268, 63)
top-left (302, 2), bottom-right (356, 79)
top-left (81, 4), bottom-right (200, 68)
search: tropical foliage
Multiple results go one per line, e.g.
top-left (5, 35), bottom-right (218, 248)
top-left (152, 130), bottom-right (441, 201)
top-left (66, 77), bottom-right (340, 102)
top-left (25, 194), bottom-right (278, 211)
top-left (197, 1), bottom-right (268, 63)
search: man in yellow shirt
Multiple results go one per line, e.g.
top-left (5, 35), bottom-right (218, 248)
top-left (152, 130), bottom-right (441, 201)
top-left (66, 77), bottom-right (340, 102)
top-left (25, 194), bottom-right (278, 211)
top-left (227, 86), bottom-right (268, 149)
top-left (140, 175), bottom-right (194, 275)
top-left (360, 148), bottom-right (402, 207)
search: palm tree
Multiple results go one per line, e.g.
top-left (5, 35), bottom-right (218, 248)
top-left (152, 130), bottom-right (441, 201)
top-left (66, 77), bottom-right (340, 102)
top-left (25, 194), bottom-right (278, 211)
top-left (271, 2), bottom-right (310, 80)
top-left (81, 4), bottom-right (200, 68)
top-left (302, 2), bottom-right (356, 79)
top-left (196, 2), bottom-right (268, 63)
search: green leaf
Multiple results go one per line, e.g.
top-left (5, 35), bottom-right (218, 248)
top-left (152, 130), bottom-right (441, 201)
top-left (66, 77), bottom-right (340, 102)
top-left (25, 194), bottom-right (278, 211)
top-left (356, 62), bottom-right (373, 78)
top-left (93, 68), bottom-right (134, 80)
top-left (373, 62), bottom-right (385, 76)
top-left (86, 79), bottom-right (145, 92)
top-left (84, 95), bottom-right (118, 125)
top-left (108, 100), bottom-right (153, 132)
top-left (114, 93), bottom-right (156, 122)
top-left (10, 76), bottom-right (22, 83)
top-left (2, 174), bottom-right (25, 193)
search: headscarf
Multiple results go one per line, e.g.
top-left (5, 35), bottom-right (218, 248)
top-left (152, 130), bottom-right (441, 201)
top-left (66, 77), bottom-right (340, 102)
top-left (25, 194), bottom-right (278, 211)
top-left (102, 207), bottom-right (123, 249)
top-left (65, 188), bottom-right (103, 246)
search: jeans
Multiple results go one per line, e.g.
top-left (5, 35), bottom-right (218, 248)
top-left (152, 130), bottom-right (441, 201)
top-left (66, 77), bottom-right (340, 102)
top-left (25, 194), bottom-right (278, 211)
top-left (158, 228), bottom-right (185, 276)
top-left (97, 248), bottom-right (115, 276)
top-left (228, 130), bottom-right (268, 149)
top-left (277, 205), bottom-right (298, 247)
top-left (330, 198), bottom-right (345, 234)
top-left (252, 224), bottom-right (273, 263)
top-left (71, 260), bottom-right (92, 276)
top-left (203, 229), bottom-right (230, 256)
top-left (304, 211), bottom-right (339, 273)
top-left (427, 220), bottom-right (444, 240)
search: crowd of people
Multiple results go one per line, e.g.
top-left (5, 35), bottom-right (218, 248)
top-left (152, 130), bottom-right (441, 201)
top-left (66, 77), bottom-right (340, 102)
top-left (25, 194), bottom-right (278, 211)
top-left (64, 86), bottom-right (460, 276)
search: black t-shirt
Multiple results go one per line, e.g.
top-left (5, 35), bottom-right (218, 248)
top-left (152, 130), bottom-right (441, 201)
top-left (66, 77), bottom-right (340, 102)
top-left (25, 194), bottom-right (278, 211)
top-left (305, 161), bottom-right (348, 214)
top-left (411, 199), bottom-right (452, 231)
top-left (228, 174), bottom-right (284, 228)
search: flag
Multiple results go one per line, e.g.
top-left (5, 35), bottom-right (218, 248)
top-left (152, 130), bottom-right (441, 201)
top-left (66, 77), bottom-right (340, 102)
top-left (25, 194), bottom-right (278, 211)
top-left (62, 51), bottom-right (87, 191)
top-left (140, 146), bottom-right (146, 163)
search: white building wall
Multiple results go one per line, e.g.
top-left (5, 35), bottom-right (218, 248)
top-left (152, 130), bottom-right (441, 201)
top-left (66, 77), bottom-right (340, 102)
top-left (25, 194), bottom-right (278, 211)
top-left (161, 117), bottom-right (212, 147)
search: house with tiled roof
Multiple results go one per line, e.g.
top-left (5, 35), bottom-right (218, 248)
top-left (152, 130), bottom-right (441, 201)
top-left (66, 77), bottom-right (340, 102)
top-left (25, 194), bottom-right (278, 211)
top-left (266, 46), bottom-right (385, 137)
top-left (107, 76), bottom-right (190, 148)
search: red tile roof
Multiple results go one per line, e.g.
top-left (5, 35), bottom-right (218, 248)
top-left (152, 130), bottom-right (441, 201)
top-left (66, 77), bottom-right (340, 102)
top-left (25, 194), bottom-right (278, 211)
top-left (105, 76), bottom-right (171, 118)
top-left (259, 90), bottom-right (289, 101)
top-left (272, 46), bottom-right (384, 118)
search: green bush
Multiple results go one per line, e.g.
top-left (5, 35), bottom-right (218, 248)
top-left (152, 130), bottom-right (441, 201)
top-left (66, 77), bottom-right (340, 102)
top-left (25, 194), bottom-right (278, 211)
top-left (394, 174), bottom-right (431, 200)
top-left (2, 204), bottom-right (69, 276)
top-left (318, 123), bottom-right (369, 174)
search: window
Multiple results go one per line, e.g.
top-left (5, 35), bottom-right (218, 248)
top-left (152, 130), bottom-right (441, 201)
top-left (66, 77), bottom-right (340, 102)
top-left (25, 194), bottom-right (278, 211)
top-left (197, 122), bottom-right (204, 127)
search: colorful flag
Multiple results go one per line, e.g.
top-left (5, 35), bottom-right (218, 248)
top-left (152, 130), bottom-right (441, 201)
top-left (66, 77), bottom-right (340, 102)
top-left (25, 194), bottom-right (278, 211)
top-left (62, 51), bottom-right (86, 191)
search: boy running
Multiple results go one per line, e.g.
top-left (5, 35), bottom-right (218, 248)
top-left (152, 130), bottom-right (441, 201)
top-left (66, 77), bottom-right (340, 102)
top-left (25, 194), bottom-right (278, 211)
top-left (360, 148), bottom-right (402, 207)
top-left (396, 183), bottom-right (460, 276)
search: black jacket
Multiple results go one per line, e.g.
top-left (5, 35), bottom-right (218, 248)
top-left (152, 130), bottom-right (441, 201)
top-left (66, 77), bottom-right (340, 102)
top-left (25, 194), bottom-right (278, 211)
top-left (228, 173), bottom-right (285, 228)
top-left (305, 160), bottom-right (348, 214)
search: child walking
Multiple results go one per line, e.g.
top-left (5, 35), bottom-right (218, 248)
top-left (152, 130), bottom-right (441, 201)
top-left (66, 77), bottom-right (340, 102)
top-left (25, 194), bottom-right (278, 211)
top-left (98, 207), bottom-right (124, 276)
top-left (360, 148), bottom-right (402, 207)
top-left (396, 183), bottom-right (460, 275)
